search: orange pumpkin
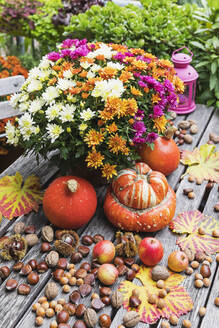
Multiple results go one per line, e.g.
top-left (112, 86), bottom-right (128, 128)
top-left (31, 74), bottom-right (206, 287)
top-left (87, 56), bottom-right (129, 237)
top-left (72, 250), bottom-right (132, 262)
top-left (104, 163), bottom-right (176, 232)
top-left (138, 137), bottom-right (180, 176)
top-left (43, 176), bottom-right (97, 229)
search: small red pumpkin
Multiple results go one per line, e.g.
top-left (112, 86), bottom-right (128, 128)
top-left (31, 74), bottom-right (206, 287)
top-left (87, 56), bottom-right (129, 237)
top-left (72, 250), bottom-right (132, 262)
top-left (43, 176), bottom-right (97, 229)
top-left (138, 137), bottom-right (180, 176)
top-left (104, 163), bottom-right (176, 232)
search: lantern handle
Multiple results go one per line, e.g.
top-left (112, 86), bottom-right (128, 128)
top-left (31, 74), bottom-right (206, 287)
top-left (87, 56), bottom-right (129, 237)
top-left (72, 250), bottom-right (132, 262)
top-left (172, 46), bottom-right (193, 58)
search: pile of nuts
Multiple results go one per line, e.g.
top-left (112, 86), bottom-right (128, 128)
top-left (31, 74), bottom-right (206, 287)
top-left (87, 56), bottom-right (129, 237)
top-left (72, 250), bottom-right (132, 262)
top-left (174, 119), bottom-right (198, 146)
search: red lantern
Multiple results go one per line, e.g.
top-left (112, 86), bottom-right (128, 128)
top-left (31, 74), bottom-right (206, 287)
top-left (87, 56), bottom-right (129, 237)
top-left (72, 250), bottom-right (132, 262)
top-left (172, 46), bottom-right (198, 114)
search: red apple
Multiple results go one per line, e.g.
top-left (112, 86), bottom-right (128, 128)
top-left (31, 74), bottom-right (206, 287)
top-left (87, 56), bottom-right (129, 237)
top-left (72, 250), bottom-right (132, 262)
top-left (97, 264), bottom-right (118, 285)
top-left (92, 240), bottom-right (115, 264)
top-left (138, 237), bottom-right (164, 266)
top-left (168, 251), bottom-right (189, 272)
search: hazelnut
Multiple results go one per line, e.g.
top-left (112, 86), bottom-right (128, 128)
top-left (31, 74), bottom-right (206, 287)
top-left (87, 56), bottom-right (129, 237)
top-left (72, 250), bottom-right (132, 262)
top-left (35, 316), bottom-right (44, 326)
top-left (32, 303), bottom-right (40, 311)
top-left (214, 297), bottom-right (219, 307)
top-left (38, 297), bottom-right (47, 304)
top-left (55, 304), bottom-right (63, 313)
top-left (50, 301), bottom-right (57, 309)
top-left (148, 294), bottom-right (157, 304)
top-left (195, 251), bottom-right (206, 262)
top-left (195, 273), bottom-right (203, 280)
top-left (169, 314), bottom-right (178, 325)
top-left (67, 263), bottom-right (75, 270)
top-left (161, 321), bottom-right (170, 328)
top-left (41, 301), bottom-right (49, 310)
top-left (156, 280), bottom-right (165, 289)
top-left (60, 277), bottom-right (69, 285)
top-left (36, 306), bottom-right (46, 317)
top-left (50, 320), bottom-right (58, 328)
top-left (91, 293), bottom-right (99, 300)
top-left (205, 256), bottom-right (213, 263)
top-left (157, 299), bottom-right (165, 309)
top-left (46, 308), bottom-right (55, 318)
top-left (212, 229), bottom-right (219, 238)
top-left (191, 261), bottom-right (199, 269)
top-left (131, 289), bottom-right (140, 298)
top-left (185, 267), bottom-right (193, 275)
top-left (69, 277), bottom-right (77, 286)
top-left (182, 319), bottom-right (192, 328)
top-left (203, 278), bottom-right (210, 287)
top-left (188, 191), bottom-right (195, 199)
top-left (188, 176), bottom-right (195, 182)
top-left (198, 227), bottom-right (205, 235)
top-left (199, 306), bottom-right (206, 317)
top-left (57, 298), bottom-right (66, 305)
top-left (159, 289), bottom-right (167, 298)
top-left (63, 285), bottom-right (70, 293)
top-left (63, 303), bottom-right (76, 316)
top-left (216, 254), bottom-right (219, 263)
top-left (195, 279), bottom-right (203, 288)
top-left (99, 314), bottom-right (111, 328)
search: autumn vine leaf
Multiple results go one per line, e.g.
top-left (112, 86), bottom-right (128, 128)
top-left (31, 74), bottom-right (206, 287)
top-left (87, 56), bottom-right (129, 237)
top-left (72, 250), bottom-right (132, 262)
top-left (180, 144), bottom-right (219, 183)
top-left (169, 210), bottom-right (219, 254)
top-left (0, 172), bottom-right (44, 220)
top-left (119, 266), bottom-right (193, 324)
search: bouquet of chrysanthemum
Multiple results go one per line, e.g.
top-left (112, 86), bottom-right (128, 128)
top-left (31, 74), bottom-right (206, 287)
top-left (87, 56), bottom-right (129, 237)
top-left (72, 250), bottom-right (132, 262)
top-left (6, 39), bottom-right (183, 180)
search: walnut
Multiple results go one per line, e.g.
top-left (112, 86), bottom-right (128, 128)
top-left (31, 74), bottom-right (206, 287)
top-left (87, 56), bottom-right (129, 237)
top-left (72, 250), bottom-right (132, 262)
top-left (54, 230), bottom-right (79, 256)
top-left (41, 225), bottom-right (54, 242)
top-left (115, 231), bottom-right (141, 258)
top-left (151, 265), bottom-right (170, 281)
top-left (123, 311), bottom-right (140, 327)
top-left (84, 308), bottom-right (98, 328)
top-left (44, 282), bottom-right (59, 300)
top-left (111, 290), bottom-right (124, 309)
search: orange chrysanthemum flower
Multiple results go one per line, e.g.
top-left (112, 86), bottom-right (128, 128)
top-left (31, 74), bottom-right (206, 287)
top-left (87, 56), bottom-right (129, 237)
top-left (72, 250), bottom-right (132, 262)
top-left (79, 70), bottom-right (88, 78)
top-left (123, 98), bottom-right (138, 116)
top-left (84, 129), bottom-right (105, 147)
top-left (130, 87), bottom-right (143, 97)
top-left (48, 77), bottom-right (57, 86)
top-left (119, 71), bottom-right (133, 83)
top-left (82, 93), bottom-right (89, 98)
top-left (151, 93), bottom-right (161, 104)
top-left (101, 163), bottom-right (117, 180)
top-left (80, 57), bottom-right (94, 64)
top-left (153, 116), bottom-right (168, 133)
top-left (132, 60), bottom-right (147, 71)
top-left (173, 76), bottom-right (185, 93)
top-left (69, 87), bottom-right (81, 95)
top-left (99, 97), bottom-right (123, 121)
top-left (108, 134), bottom-right (128, 154)
top-left (158, 59), bottom-right (173, 68)
top-left (85, 149), bottom-right (104, 169)
top-left (96, 55), bottom-right (105, 61)
top-left (130, 48), bottom-right (145, 55)
top-left (106, 122), bottom-right (118, 133)
top-left (111, 44), bottom-right (128, 53)
top-left (99, 67), bottom-right (117, 79)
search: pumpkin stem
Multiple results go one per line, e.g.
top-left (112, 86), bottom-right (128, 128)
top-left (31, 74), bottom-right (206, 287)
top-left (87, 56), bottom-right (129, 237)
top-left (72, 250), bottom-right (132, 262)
top-left (164, 126), bottom-right (176, 140)
top-left (67, 179), bottom-right (78, 193)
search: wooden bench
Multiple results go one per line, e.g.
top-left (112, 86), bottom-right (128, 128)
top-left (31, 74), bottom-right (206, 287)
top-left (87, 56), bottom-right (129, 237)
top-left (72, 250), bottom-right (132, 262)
top-left (0, 104), bottom-right (218, 328)
top-left (0, 75), bottom-right (25, 138)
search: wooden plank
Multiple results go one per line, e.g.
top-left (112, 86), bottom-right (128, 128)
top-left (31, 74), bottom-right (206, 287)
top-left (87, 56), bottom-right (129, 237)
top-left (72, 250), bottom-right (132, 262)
top-left (111, 106), bottom-right (219, 327)
top-left (0, 152), bottom-right (59, 236)
top-left (0, 101), bottom-right (21, 120)
top-left (0, 76), bottom-right (25, 97)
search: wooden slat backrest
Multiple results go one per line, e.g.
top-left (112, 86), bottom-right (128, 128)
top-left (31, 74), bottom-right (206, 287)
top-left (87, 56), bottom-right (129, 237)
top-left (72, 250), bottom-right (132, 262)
top-left (0, 75), bottom-right (25, 137)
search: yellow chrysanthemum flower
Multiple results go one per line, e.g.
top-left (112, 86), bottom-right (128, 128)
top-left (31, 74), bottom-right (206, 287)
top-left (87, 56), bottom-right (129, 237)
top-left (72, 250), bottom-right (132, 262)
top-left (130, 87), bottom-right (143, 97)
top-left (99, 97), bottom-right (123, 121)
top-left (84, 129), bottom-right (105, 147)
top-left (85, 149), bottom-right (104, 169)
top-left (101, 163), bottom-right (117, 180)
top-left (153, 116), bottom-right (168, 133)
top-left (108, 134), bottom-right (128, 154)
top-left (106, 122), bottom-right (118, 133)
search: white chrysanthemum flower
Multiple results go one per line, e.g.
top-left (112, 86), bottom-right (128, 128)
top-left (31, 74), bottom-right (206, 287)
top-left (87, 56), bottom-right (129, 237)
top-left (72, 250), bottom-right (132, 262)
top-left (59, 104), bottom-right (76, 123)
top-left (80, 108), bottom-right (95, 121)
top-left (80, 62), bottom-right (91, 69)
top-left (108, 78), bottom-right (125, 98)
top-left (63, 69), bottom-right (73, 79)
top-left (29, 98), bottom-right (45, 113)
top-left (91, 80), bottom-right (110, 100)
top-left (79, 123), bottom-right (88, 132)
top-left (9, 93), bottom-right (21, 107)
top-left (20, 128), bottom-right (34, 141)
top-left (18, 112), bottom-right (34, 131)
top-left (46, 123), bottom-right (64, 143)
top-left (46, 103), bottom-right (62, 121)
top-left (27, 79), bottom-right (43, 92)
top-left (107, 62), bottom-right (124, 70)
top-left (91, 64), bottom-right (101, 72)
top-left (39, 57), bottom-right (51, 69)
top-left (57, 79), bottom-right (75, 91)
top-left (20, 93), bottom-right (29, 102)
top-left (28, 67), bottom-right (42, 79)
top-left (87, 43), bottom-right (114, 59)
top-left (19, 102), bottom-right (30, 112)
top-left (87, 71), bottom-right (95, 79)
top-left (43, 86), bottom-right (59, 102)
top-left (38, 69), bottom-right (51, 80)
top-left (5, 121), bottom-right (19, 145)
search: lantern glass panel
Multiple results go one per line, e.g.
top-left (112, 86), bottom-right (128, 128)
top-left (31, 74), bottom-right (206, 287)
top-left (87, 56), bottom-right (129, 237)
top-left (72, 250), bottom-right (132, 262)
top-left (178, 83), bottom-right (190, 108)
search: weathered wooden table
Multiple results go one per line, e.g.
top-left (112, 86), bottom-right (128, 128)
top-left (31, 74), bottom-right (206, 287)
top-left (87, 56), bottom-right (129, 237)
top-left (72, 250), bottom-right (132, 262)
top-left (0, 104), bottom-right (218, 328)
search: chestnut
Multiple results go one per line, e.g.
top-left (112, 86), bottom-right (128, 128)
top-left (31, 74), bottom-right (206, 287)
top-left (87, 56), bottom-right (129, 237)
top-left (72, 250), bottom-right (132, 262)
top-left (57, 310), bottom-right (69, 324)
top-left (81, 235), bottom-right (93, 246)
top-left (37, 262), bottom-right (48, 273)
top-left (75, 304), bottom-right (86, 318)
top-left (99, 313), bottom-right (111, 328)
top-left (0, 266), bottom-right (11, 279)
top-left (20, 264), bottom-right (32, 276)
top-left (12, 262), bottom-right (23, 272)
top-left (28, 259), bottom-right (37, 270)
top-left (57, 258), bottom-right (68, 270)
top-left (27, 272), bottom-right (39, 285)
top-left (41, 242), bottom-right (52, 253)
top-left (73, 321), bottom-right (86, 328)
top-left (6, 279), bottom-right (18, 291)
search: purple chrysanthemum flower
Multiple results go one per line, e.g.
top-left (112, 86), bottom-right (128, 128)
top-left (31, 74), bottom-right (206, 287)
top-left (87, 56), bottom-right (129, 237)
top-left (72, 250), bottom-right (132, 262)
top-left (135, 109), bottom-right (145, 120)
top-left (138, 81), bottom-right (147, 88)
top-left (60, 49), bottom-right (73, 58)
top-left (153, 105), bottom-right (164, 118)
top-left (61, 39), bottom-right (75, 49)
top-left (164, 79), bottom-right (174, 92)
top-left (140, 75), bottom-right (156, 85)
top-left (113, 52), bottom-right (126, 62)
top-left (132, 136), bottom-right (146, 144)
top-left (145, 132), bottom-right (158, 143)
top-left (47, 52), bottom-right (60, 61)
top-left (133, 121), bottom-right (146, 136)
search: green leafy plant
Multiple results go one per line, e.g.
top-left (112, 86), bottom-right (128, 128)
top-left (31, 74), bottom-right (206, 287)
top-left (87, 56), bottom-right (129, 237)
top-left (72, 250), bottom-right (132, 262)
top-left (190, 0), bottom-right (219, 107)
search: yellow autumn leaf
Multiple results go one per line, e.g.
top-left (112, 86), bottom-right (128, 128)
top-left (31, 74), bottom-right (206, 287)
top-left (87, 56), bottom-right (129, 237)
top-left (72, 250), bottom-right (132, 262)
top-left (181, 144), bottom-right (219, 183)
top-left (119, 266), bottom-right (193, 324)
top-left (0, 172), bottom-right (44, 220)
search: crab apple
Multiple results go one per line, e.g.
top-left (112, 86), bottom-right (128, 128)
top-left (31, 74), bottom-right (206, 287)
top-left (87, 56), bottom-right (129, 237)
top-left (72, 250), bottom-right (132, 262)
top-left (138, 237), bottom-right (164, 266)
top-left (92, 240), bottom-right (115, 264)
top-left (168, 251), bottom-right (189, 272)
top-left (97, 264), bottom-right (118, 285)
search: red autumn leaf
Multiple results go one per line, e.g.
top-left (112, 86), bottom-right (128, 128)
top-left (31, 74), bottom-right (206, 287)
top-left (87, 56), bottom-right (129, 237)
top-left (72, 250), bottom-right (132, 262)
top-left (119, 266), bottom-right (193, 324)
top-left (169, 210), bottom-right (219, 254)
top-left (0, 172), bottom-right (44, 220)
top-left (180, 144), bottom-right (219, 183)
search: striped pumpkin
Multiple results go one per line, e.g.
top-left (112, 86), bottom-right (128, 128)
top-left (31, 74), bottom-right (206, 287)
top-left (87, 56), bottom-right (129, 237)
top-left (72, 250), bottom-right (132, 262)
top-left (104, 162), bottom-right (176, 232)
